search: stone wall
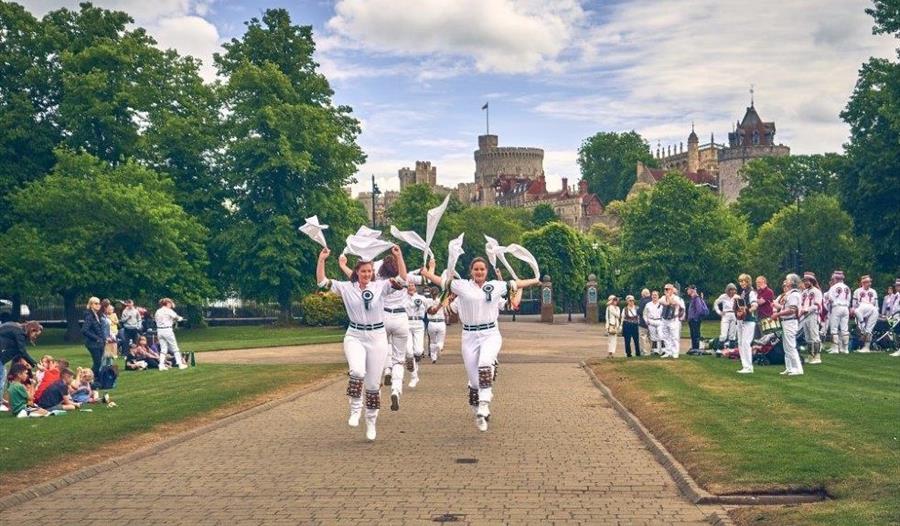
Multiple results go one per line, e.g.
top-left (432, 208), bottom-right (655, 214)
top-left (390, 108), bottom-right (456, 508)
top-left (717, 145), bottom-right (790, 202)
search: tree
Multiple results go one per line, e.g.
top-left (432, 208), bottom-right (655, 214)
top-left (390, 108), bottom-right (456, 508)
top-left (839, 7), bottom-right (900, 277)
top-left (0, 150), bottom-right (209, 341)
top-left (617, 175), bottom-right (748, 295)
top-left (733, 154), bottom-right (843, 231)
top-left (386, 184), bottom-right (442, 233)
top-left (577, 131), bottom-right (657, 204)
top-left (530, 203), bottom-right (559, 228)
top-left (443, 206), bottom-right (531, 273)
top-left (521, 223), bottom-right (588, 312)
top-left (749, 195), bottom-right (871, 282)
top-left (215, 9), bottom-right (366, 321)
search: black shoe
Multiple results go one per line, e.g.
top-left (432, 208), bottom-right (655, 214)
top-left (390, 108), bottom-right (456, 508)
top-left (384, 374), bottom-right (392, 386)
top-left (390, 393), bottom-right (399, 411)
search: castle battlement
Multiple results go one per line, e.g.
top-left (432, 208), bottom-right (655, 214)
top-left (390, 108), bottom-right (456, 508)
top-left (717, 144), bottom-right (790, 162)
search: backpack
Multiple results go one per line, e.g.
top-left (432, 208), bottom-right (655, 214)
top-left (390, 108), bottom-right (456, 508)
top-left (98, 364), bottom-right (118, 389)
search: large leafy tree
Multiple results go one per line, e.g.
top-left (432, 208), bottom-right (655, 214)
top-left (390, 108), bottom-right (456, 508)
top-left (530, 203), bottom-right (559, 228)
top-left (749, 195), bottom-right (871, 282)
top-left (733, 154), bottom-right (843, 231)
top-left (577, 131), bottom-right (657, 204)
top-left (444, 206), bottom-right (531, 273)
top-left (839, 6), bottom-right (900, 276)
top-left (617, 175), bottom-right (748, 294)
top-left (521, 222), bottom-right (589, 311)
top-left (215, 9), bottom-right (365, 321)
top-left (0, 151), bottom-right (209, 341)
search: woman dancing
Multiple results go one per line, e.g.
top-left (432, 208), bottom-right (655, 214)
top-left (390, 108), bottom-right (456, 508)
top-left (420, 257), bottom-right (539, 432)
top-left (318, 245), bottom-right (407, 441)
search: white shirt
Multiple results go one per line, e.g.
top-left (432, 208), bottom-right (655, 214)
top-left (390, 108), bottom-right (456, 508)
top-left (425, 298), bottom-right (446, 322)
top-left (121, 306), bottom-right (142, 329)
top-left (405, 293), bottom-right (429, 322)
top-left (800, 287), bottom-right (822, 316)
top-left (826, 282), bottom-right (852, 307)
top-left (660, 295), bottom-right (685, 321)
top-left (449, 279), bottom-right (509, 326)
top-left (853, 287), bottom-right (879, 309)
top-left (643, 301), bottom-right (662, 326)
top-left (154, 307), bottom-right (183, 329)
top-left (330, 279), bottom-right (395, 325)
top-left (714, 293), bottom-right (736, 316)
top-left (605, 305), bottom-right (621, 332)
top-left (784, 288), bottom-right (801, 319)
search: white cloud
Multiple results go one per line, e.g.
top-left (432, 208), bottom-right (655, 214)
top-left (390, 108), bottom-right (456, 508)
top-left (326, 0), bottom-right (586, 74)
top-left (22, 1), bottom-right (221, 82)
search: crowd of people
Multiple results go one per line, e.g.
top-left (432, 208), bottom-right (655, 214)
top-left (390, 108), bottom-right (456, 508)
top-left (603, 272), bottom-right (900, 374)
top-left (0, 297), bottom-right (190, 417)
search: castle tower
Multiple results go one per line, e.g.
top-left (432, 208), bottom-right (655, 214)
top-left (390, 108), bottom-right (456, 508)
top-left (687, 123), bottom-right (700, 173)
top-left (718, 100), bottom-right (790, 202)
top-left (473, 133), bottom-right (543, 205)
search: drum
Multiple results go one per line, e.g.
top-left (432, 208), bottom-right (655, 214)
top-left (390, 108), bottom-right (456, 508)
top-left (760, 317), bottom-right (783, 336)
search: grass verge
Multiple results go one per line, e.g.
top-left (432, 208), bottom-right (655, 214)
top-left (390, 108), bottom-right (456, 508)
top-left (591, 353), bottom-right (900, 526)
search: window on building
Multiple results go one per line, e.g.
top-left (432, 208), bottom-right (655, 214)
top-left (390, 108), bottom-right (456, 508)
top-left (752, 130), bottom-right (760, 145)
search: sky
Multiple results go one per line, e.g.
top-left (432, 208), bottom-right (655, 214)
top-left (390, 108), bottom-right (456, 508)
top-left (23, 0), bottom-right (898, 195)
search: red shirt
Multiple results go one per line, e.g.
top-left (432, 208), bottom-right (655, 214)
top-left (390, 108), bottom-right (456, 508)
top-left (34, 369), bottom-right (60, 403)
top-left (756, 286), bottom-right (775, 319)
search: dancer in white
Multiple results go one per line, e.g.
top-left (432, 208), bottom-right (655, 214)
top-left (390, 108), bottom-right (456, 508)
top-left (643, 291), bottom-right (664, 355)
top-left (424, 286), bottom-right (447, 363)
top-left (154, 298), bottom-right (188, 370)
top-left (825, 270), bottom-right (852, 354)
top-left (318, 245), bottom-right (407, 441)
top-left (800, 272), bottom-right (823, 364)
top-left (735, 274), bottom-right (758, 373)
top-left (421, 257), bottom-right (539, 432)
top-left (773, 274), bottom-right (804, 376)
top-left (399, 282), bottom-right (428, 398)
top-left (714, 284), bottom-right (739, 346)
top-left (659, 284), bottom-right (685, 358)
top-left (852, 275), bottom-right (879, 352)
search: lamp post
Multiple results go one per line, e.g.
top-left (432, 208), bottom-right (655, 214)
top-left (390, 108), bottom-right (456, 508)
top-left (371, 174), bottom-right (381, 227)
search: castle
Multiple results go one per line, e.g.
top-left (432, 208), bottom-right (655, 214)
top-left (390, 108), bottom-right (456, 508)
top-left (636, 101), bottom-right (790, 201)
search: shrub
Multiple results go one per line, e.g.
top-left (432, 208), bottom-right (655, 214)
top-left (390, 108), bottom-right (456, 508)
top-left (300, 292), bottom-right (348, 327)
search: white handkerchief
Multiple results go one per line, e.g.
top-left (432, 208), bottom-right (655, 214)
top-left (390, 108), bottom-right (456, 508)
top-left (425, 194), bottom-right (451, 246)
top-left (484, 235), bottom-right (519, 280)
top-left (504, 244), bottom-right (541, 280)
top-left (443, 233), bottom-right (465, 289)
top-left (344, 234), bottom-right (394, 262)
top-left (390, 226), bottom-right (429, 254)
top-left (355, 225), bottom-right (382, 238)
top-left (299, 216), bottom-right (329, 248)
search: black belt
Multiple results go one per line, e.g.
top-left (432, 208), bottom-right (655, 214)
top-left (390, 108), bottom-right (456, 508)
top-left (349, 322), bottom-right (384, 331)
top-left (408, 316), bottom-right (423, 321)
top-left (430, 318), bottom-right (445, 323)
top-left (384, 308), bottom-right (406, 314)
top-left (781, 317), bottom-right (797, 321)
top-left (463, 322), bottom-right (496, 331)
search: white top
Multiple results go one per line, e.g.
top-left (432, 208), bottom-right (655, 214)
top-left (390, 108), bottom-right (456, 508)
top-left (660, 295), bottom-right (685, 321)
top-left (852, 287), bottom-right (879, 309)
top-left (154, 307), bottom-right (183, 329)
top-left (425, 298), bottom-right (446, 322)
top-left (714, 294), bottom-right (735, 316)
top-left (883, 293), bottom-right (900, 316)
top-left (405, 293), bottom-right (429, 322)
top-left (449, 279), bottom-right (509, 326)
top-left (605, 305), bottom-right (621, 332)
top-left (121, 306), bottom-right (142, 329)
top-left (784, 288), bottom-right (801, 319)
top-left (800, 287), bottom-right (822, 316)
top-left (825, 282), bottom-right (852, 307)
top-left (330, 279), bottom-right (395, 325)
top-left (642, 301), bottom-right (662, 326)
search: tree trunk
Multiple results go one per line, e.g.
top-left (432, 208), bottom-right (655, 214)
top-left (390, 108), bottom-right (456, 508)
top-left (11, 292), bottom-right (22, 322)
top-left (63, 290), bottom-right (81, 343)
top-left (277, 285), bottom-right (293, 325)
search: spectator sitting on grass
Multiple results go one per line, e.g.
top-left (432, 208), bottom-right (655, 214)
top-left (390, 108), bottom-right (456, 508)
top-left (70, 368), bottom-right (100, 404)
top-left (128, 335), bottom-right (159, 370)
top-left (7, 362), bottom-right (48, 418)
top-left (33, 358), bottom-right (61, 403)
top-left (37, 367), bottom-right (79, 412)
top-left (34, 354), bottom-right (53, 387)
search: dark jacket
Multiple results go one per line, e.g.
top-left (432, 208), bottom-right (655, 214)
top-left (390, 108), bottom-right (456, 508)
top-left (688, 295), bottom-right (709, 322)
top-left (82, 310), bottom-right (105, 347)
top-left (0, 322), bottom-right (37, 366)
top-left (638, 296), bottom-right (652, 328)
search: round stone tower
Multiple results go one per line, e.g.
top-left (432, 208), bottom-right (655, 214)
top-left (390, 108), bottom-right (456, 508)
top-left (474, 134), bottom-right (544, 188)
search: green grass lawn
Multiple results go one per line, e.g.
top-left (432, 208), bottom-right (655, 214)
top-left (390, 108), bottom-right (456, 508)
top-left (591, 354), bottom-right (900, 526)
top-left (679, 320), bottom-right (722, 340)
top-left (0, 362), bottom-right (344, 477)
top-left (31, 325), bottom-right (344, 365)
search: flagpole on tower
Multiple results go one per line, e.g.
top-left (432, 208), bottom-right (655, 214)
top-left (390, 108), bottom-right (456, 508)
top-left (482, 101), bottom-right (490, 134)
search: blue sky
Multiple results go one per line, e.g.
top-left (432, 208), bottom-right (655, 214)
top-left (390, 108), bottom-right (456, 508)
top-left (25, 1), bottom-right (897, 195)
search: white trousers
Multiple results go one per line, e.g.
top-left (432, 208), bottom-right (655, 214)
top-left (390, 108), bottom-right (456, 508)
top-left (157, 328), bottom-right (184, 367)
top-left (782, 320), bottom-right (803, 374)
top-left (383, 312), bottom-right (409, 374)
top-left (662, 320), bottom-right (681, 358)
top-left (738, 321), bottom-right (756, 370)
top-left (719, 313), bottom-right (738, 343)
top-left (647, 321), bottom-right (663, 352)
top-left (606, 330), bottom-right (618, 355)
top-left (801, 315), bottom-right (820, 343)
top-left (427, 322), bottom-right (446, 360)
top-left (855, 304), bottom-right (878, 335)
top-left (344, 328), bottom-right (389, 393)
top-left (461, 329), bottom-right (502, 404)
top-left (638, 326), bottom-right (651, 352)
top-left (829, 306), bottom-right (849, 336)
top-left (392, 322), bottom-right (424, 394)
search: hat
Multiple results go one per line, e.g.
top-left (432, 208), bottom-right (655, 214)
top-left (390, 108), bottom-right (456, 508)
top-left (625, 295), bottom-right (635, 301)
top-left (124, 299), bottom-right (134, 306)
top-left (860, 275), bottom-right (872, 283)
top-left (895, 278), bottom-right (900, 288)
top-left (607, 295), bottom-right (617, 302)
top-left (803, 272), bottom-right (816, 280)
top-left (832, 270), bottom-right (845, 281)
top-left (686, 284), bottom-right (697, 290)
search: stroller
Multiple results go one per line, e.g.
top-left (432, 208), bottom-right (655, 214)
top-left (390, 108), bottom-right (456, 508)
top-left (872, 315), bottom-right (900, 352)
top-left (752, 330), bottom-right (808, 367)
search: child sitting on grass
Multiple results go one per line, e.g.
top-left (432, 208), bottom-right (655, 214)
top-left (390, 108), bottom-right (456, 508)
top-left (37, 367), bottom-right (79, 412)
top-left (70, 368), bottom-right (100, 404)
top-left (33, 354), bottom-right (53, 387)
top-left (129, 335), bottom-right (161, 370)
top-left (8, 362), bottom-right (49, 418)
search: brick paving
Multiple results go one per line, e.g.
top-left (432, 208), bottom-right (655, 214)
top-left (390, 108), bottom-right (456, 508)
top-left (2, 322), bottom-right (716, 525)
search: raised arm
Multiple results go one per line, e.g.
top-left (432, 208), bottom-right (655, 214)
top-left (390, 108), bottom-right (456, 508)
top-left (513, 277), bottom-right (540, 290)
top-left (508, 288), bottom-right (523, 310)
top-left (391, 244), bottom-right (408, 281)
top-left (316, 247), bottom-right (331, 286)
top-left (337, 253), bottom-right (352, 278)
top-left (419, 258), bottom-right (443, 287)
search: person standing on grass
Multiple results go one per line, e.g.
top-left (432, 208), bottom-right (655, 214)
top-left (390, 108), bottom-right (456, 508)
top-left (852, 275), bottom-right (879, 352)
top-left (755, 276), bottom-right (775, 321)
top-left (0, 321), bottom-right (43, 412)
top-left (120, 299), bottom-right (142, 348)
top-left (637, 289), bottom-right (652, 352)
top-left (605, 296), bottom-right (622, 358)
top-left (686, 285), bottom-right (708, 353)
top-left (82, 297), bottom-right (105, 378)
top-left (621, 295), bottom-right (641, 357)
top-left (772, 274), bottom-right (804, 376)
top-left (800, 273), bottom-right (823, 365)
top-left (825, 270), bottom-right (852, 354)
top-left (659, 284), bottom-right (685, 359)
top-left (735, 274), bottom-right (758, 374)
top-left (714, 283), bottom-right (739, 348)
top-left (318, 245), bottom-right (407, 441)
top-left (643, 291), bottom-right (664, 355)
top-left (155, 298), bottom-right (188, 370)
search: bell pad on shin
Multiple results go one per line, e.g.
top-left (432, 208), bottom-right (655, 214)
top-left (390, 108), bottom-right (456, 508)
top-left (478, 366), bottom-right (493, 389)
top-left (346, 374), bottom-right (364, 398)
top-left (365, 389), bottom-right (381, 409)
top-left (468, 386), bottom-right (479, 407)
top-left (405, 356), bottom-right (415, 372)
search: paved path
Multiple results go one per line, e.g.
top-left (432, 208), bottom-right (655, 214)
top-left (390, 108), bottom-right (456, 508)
top-left (2, 324), bottom-right (715, 525)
